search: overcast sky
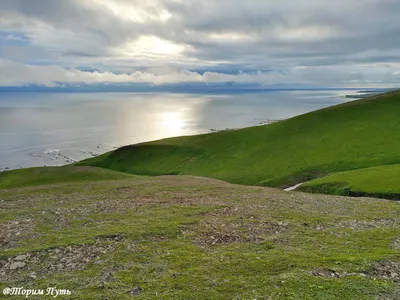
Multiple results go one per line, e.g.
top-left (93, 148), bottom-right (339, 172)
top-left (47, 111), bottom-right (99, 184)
top-left (0, 0), bottom-right (400, 87)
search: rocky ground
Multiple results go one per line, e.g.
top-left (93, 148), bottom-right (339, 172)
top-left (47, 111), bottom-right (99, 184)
top-left (0, 175), bottom-right (399, 299)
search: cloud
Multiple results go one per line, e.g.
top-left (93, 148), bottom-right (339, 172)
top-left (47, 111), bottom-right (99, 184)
top-left (0, 0), bottom-right (399, 86)
top-left (0, 59), bottom-right (399, 87)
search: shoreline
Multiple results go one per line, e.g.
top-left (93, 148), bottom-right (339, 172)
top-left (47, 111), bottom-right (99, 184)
top-left (0, 118), bottom-right (289, 172)
top-left (0, 90), bottom-right (368, 172)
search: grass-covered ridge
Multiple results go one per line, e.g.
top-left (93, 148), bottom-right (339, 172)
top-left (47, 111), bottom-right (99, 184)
top-left (78, 90), bottom-right (400, 188)
top-left (0, 166), bottom-right (134, 189)
top-left (1, 176), bottom-right (399, 299)
top-left (298, 164), bottom-right (400, 199)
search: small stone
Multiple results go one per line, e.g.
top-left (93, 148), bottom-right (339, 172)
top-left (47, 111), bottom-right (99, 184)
top-left (68, 263), bottom-right (76, 269)
top-left (127, 243), bottom-right (135, 251)
top-left (14, 254), bottom-right (29, 261)
top-left (129, 286), bottom-right (142, 296)
top-left (30, 272), bottom-right (37, 279)
top-left (10, 262), bottom-right (26, 270)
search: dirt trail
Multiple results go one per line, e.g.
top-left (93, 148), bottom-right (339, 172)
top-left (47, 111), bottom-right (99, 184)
top-left (284, 182), bottom-right (305, 191)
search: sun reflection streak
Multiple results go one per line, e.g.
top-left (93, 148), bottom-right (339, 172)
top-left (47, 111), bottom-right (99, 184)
top-left (159, 111), bottom-right (185, 136)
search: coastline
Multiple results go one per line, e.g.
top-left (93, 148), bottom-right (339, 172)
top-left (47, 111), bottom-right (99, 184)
top-left (0, 118), bottom-right (286, 173)
top-left (0, 89), bottom-right (369, 172)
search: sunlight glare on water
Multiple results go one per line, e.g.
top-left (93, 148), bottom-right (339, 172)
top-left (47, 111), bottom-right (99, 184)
top-left (0, 90), bottom-right (358, 170)
top-left (159, 111), bottom-right (186, 136)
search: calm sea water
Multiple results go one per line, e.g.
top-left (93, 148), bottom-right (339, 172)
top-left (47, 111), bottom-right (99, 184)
top-left (0, 90), bottom-right (359, 170)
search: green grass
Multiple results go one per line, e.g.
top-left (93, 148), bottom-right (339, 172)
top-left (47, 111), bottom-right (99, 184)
top-left (1, 90), bottom-right (400, 298)
top-left (0, 166), bottom-right (134, 189)
top-left (299, 164), bottom-right (400, 199)
top-left (78, 90), bottom-right (400, 188)
top-left (1, 176), bottom-right (399, 299)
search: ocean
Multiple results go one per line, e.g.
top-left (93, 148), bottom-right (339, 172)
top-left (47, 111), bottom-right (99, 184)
top-left (0, 90), bottom-right (360, 171)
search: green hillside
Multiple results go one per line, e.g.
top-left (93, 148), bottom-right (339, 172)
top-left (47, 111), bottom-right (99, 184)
top-left (1, 91), bottom-right (400, 299)
top-left (299, 164), bottom-right (400, 199)
top-left (1, 176), bottom-right (399, 299)
top-left (0, 166), bottom-right (134, 189)
top-left (78, 90), bottom-right (400, 188)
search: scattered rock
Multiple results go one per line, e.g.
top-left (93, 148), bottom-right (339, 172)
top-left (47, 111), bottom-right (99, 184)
top-left (391, 237), bottom-right (400, 250)
top-left (371, 261), bottom-right (400, 282)
top-left (0, 218), bottom-right (37, 249)
top-left (1, 242), bottom-right (116, 282)
top-left (9, 262), bottom-right (26, 270)
top-left (129, 286), bottom-right (142, 296)
top-left (96, 234), bottom-right (123, 242)
top-left (311, 269), bottom-right (343, 278)
top-left (337, 219), bottom-right (398, 231)
top-left (127, 243), bottom-right (135, 251)
top-left (14, 254), bottom-right (29, 261)
top-left (191, 217), bottom-right (288, 247)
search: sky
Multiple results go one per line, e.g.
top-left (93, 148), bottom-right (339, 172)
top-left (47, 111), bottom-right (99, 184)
top-left (0, 0), bottom-right (400, 89)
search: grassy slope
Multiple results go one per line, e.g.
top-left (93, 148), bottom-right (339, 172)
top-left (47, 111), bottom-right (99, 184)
top-left (1, 176), bottom-right (399, 299)
top-left (299, 164), bottom-right (400, 199)
top-left (78, 91), bottom-right (400, 188)
top-left (0, 166), bottom-right (134, 189)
